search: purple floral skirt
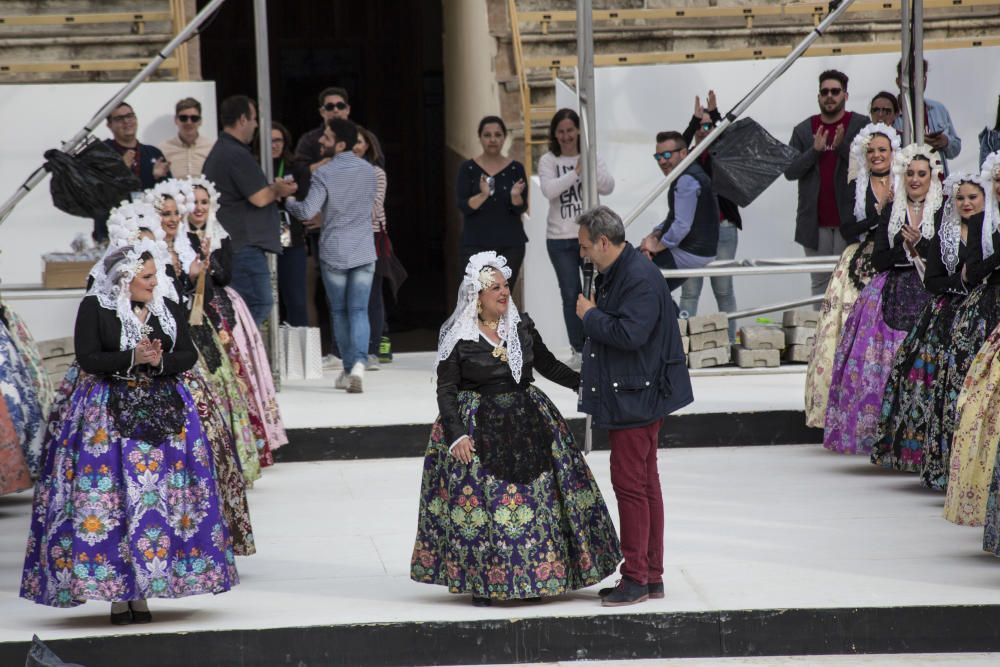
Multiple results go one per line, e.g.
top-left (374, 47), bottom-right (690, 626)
top-left (20, 372), bottom-right (237, 607)
top-left (823, 270), bottom-right (930, 454)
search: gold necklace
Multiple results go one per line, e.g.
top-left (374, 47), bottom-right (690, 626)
top-left (478, 317), bottom-right (499, 331)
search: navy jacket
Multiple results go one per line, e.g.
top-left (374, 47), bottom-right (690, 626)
top-left (578, 243), bottom-right (693, 429)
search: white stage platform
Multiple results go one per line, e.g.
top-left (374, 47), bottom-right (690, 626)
top-left (276, 352), bottom-right (809, 430)
top-left (2, 444), bottom-right (998, 648)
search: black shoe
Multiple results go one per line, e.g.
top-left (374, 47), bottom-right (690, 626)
top-left (129, 601), bottom-right (152, 624)
top-left (110, 609), bottom-right (132, 626)
top-left (599, 580), bottom-right (664, 599)
top-left (472, 596), bottom-right (492, 607)
top-left (600, 577), bottom-right (649, 607)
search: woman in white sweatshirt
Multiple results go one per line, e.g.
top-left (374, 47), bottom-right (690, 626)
top-left (538, 109), bottom-right (615, 369)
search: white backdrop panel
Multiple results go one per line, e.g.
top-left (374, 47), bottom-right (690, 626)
top-left (0, 81), bottom-right (217, 340)
top-left (525, 48), bottom-right (1000, 354)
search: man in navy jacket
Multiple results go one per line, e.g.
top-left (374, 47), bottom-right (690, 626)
top-left (576, 205), bottom-right (693, 606)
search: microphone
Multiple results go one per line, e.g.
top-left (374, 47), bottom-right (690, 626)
top-left (582, 260), bottom-right (595, 299)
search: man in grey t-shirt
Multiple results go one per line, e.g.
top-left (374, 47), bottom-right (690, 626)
top-left (203, 95), bottom-right (297, 326)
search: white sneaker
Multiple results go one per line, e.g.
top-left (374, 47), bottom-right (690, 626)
top-left (566, 350), bottom-right (582, 371)
top-left (323, 354), bottom-right (341, 370)
top-left (347, 362), bottom-right (365, 394)
top-left (367, 354), bottom-right (381, 371)
top-left (334, 371), bottom-right (350, 389)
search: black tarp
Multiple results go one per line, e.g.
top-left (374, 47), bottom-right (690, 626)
top-left (44, 139), bottom-right (140, 219)
top-left (707, 117), bottom-right (799, 207)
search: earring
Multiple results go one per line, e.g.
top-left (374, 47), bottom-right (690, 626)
top-left (476, 300), bottom-right (483, 315)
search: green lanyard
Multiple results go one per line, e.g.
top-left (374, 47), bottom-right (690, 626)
top-left (276, 159), bottom-right (285, 179)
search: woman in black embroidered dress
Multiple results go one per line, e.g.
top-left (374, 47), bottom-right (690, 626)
top-left (410, 252), bottom-right (621, 606)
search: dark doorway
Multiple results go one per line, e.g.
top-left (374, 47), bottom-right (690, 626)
top-left (196, 0), bottom-right (446, 350)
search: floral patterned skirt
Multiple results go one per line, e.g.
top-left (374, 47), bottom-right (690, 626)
top-left (185, 368), bottom-right (255, 555)
top-left (823, 270), bottom-right (929, 455)
top-left (0, 319), bottom-right (45, 478)
top-left (947, 323), bottom-right (1000, 526)
top-left (983, 435), bottom-right (1000, 554)
top-left (805, 243), bottom-right (864, 429)
top-left (871, 293), bottom-right (964, 472)
top-left (3, 304), bottom-right (53, 423)
top-left (191, 323), bottom-right (261, 485)
top-left (410, 386), bottom-right (622, 600)
top-left (0, 396), bottom-right (31, 495)
top-left (922, 284), bottom-right (1000, 491)
top-left (20, 372), bottom-right (237, 607)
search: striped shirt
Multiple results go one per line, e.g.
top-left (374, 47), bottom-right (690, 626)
top-left (372, 165), bottom-right (387, 233)
top-left (285, 151), bottom-right (376, 270)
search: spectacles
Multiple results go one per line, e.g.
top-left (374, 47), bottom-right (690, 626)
top-left (870, 106), bottom-right (894, 115)
top-left (653, 150), bottom-right (675, 161)
top-left (322, 102), bottom-right (348, 111)
top-left (110, 112), bottom-right (136, 123)
top-left (700, 123), bottom-right (713, 132)
top-left (819, 87), bottom-right (843, 97)
top-left (177, 114), bottom-right (201, 123)
top-left (271, 138), bottom-right (284, 144)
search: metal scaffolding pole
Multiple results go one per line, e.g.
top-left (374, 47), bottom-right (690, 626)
top-left (899, 0), bottom-right (913, 144)
top-left (623, 0), bottom-right (857, 228)
top-left (576, 0), bottom-right (598, 454)
top-left (912, 0), bottom-right (925, 144)
top-left (254, 0), bottom-right (282, 388)
top-left (0, 0), bottom-right (228, 225)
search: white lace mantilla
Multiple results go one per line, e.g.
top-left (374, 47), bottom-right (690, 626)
top-left (887, 143), bottom-right (943, 247)
top-left (848, 123), bottom-right (901, 224)
top-left (435, 251), bottom-right (523, 383)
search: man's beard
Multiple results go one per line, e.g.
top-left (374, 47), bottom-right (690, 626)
top-left (320, 144), bottom-right (336, 158)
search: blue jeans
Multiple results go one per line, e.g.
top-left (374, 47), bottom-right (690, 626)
top-left (230, 245), bottom-right (273, 328)
top-left (277, 244), bottom-right (308, 326)
top-left (679, 221), bottom-right (738, 339)
top-left (546, 238), bottom-right (585, 352)
top-left (320, 261), bottom-right (374, 371)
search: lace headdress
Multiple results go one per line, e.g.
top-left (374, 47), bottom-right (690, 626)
top-left (887, 143), bottom-right (944, 247)
top-left (93, 200), bottom-right (178, 303)
top-left (86, 242), bottom-right (177, 352)
top-left (435, 251), bottom-right (523, 383)
top-left (941, 172), bottom-right (999, 270)
top-left (848, 123), bottom-right (901, 223)
top-left (144, 179), bottom-right (198, 273)
top-left (186, 175), bottom-right (229, 253)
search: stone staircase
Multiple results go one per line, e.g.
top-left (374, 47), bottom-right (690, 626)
top-left (0, 0), bottom-right (195, 83)
top-left (492, 0), bottom-right (1000, 166)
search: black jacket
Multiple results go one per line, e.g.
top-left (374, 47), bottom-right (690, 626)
top-left (840, 182), bottom-right (888, 243)
top-left (923, 218), bottom-right (970, 295)
top-left (436, 315), bottom-right (578, 445)
top-left (963, 212), bottom-right (1000, 285)
top-left (871, 208), bottom-right (939, 272)
top-left (579, 243), bottom-right (692, 429)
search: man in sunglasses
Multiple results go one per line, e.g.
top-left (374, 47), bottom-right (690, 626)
top-left (639, 131), bottom-right (720, 293)
top-left (294, 86), bottom-right (353, 171)
top-left (785, 69), bottom-right (869, 296)
top-left (93, 102), bottom-right (172, 243)
top-left (158, 97), bottom-right (215, 179)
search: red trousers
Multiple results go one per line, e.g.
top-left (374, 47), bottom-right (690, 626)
top-left (608, 419), bottom-right (664, 585)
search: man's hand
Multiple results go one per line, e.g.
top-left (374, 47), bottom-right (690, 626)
top-left (274, 178), bottom-right (298, 198)
top-left (450, 436), bottom-right (476, 464)
top-left (707, 89), bottom-right (717, 111)
top-left (812, 126), bottom-right (829, 152)
top-left (640, 234), bottom-right (662, 256)
top-left (693, 95), bottom-right (703, 119)
top-left (152, 157), bottom-right (170, 179)
top-left (830, 124), bottom-right (846, 150)
top-left (122, 149), bottom-right (137, 169)
top-left (576, 293), bottom-right (596, 320)
top-left (925, 131), bottom-right (949, 150)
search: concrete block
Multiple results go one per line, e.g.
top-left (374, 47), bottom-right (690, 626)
top-left (783, 309), bottom-right (820, 328)
top-left (785, 344), bottom-right (813, 363)
top-left (677, 318), bottom-right (688, 335)
top-left (681, 336), bottom-right (690, 354)
top-left (688, 346), bottom-right (731, 369)
top-left (689, 329), bottom-right (729, 352)
top-left (687, 312), bottom-right (728, 335)
top-left (37, 336), bottom-right (74, 359)
top-left (735, 346), bottom-right (780, 368)
top-left (42, 353), bottom-right (74, 377)
top-left (739, 325), bottom-right (786, 350)
top-left (785, 326), bottom-right (816, 347)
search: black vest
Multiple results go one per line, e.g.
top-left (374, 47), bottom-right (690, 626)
top-left (664, 162), bottom-right (720, 257)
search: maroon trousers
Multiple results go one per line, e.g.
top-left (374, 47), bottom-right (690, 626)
top-left (608, 419), bottom-right (664, 585)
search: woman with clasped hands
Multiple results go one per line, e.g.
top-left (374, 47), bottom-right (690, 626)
top-left (409, 251), bottom-right (621, 607)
